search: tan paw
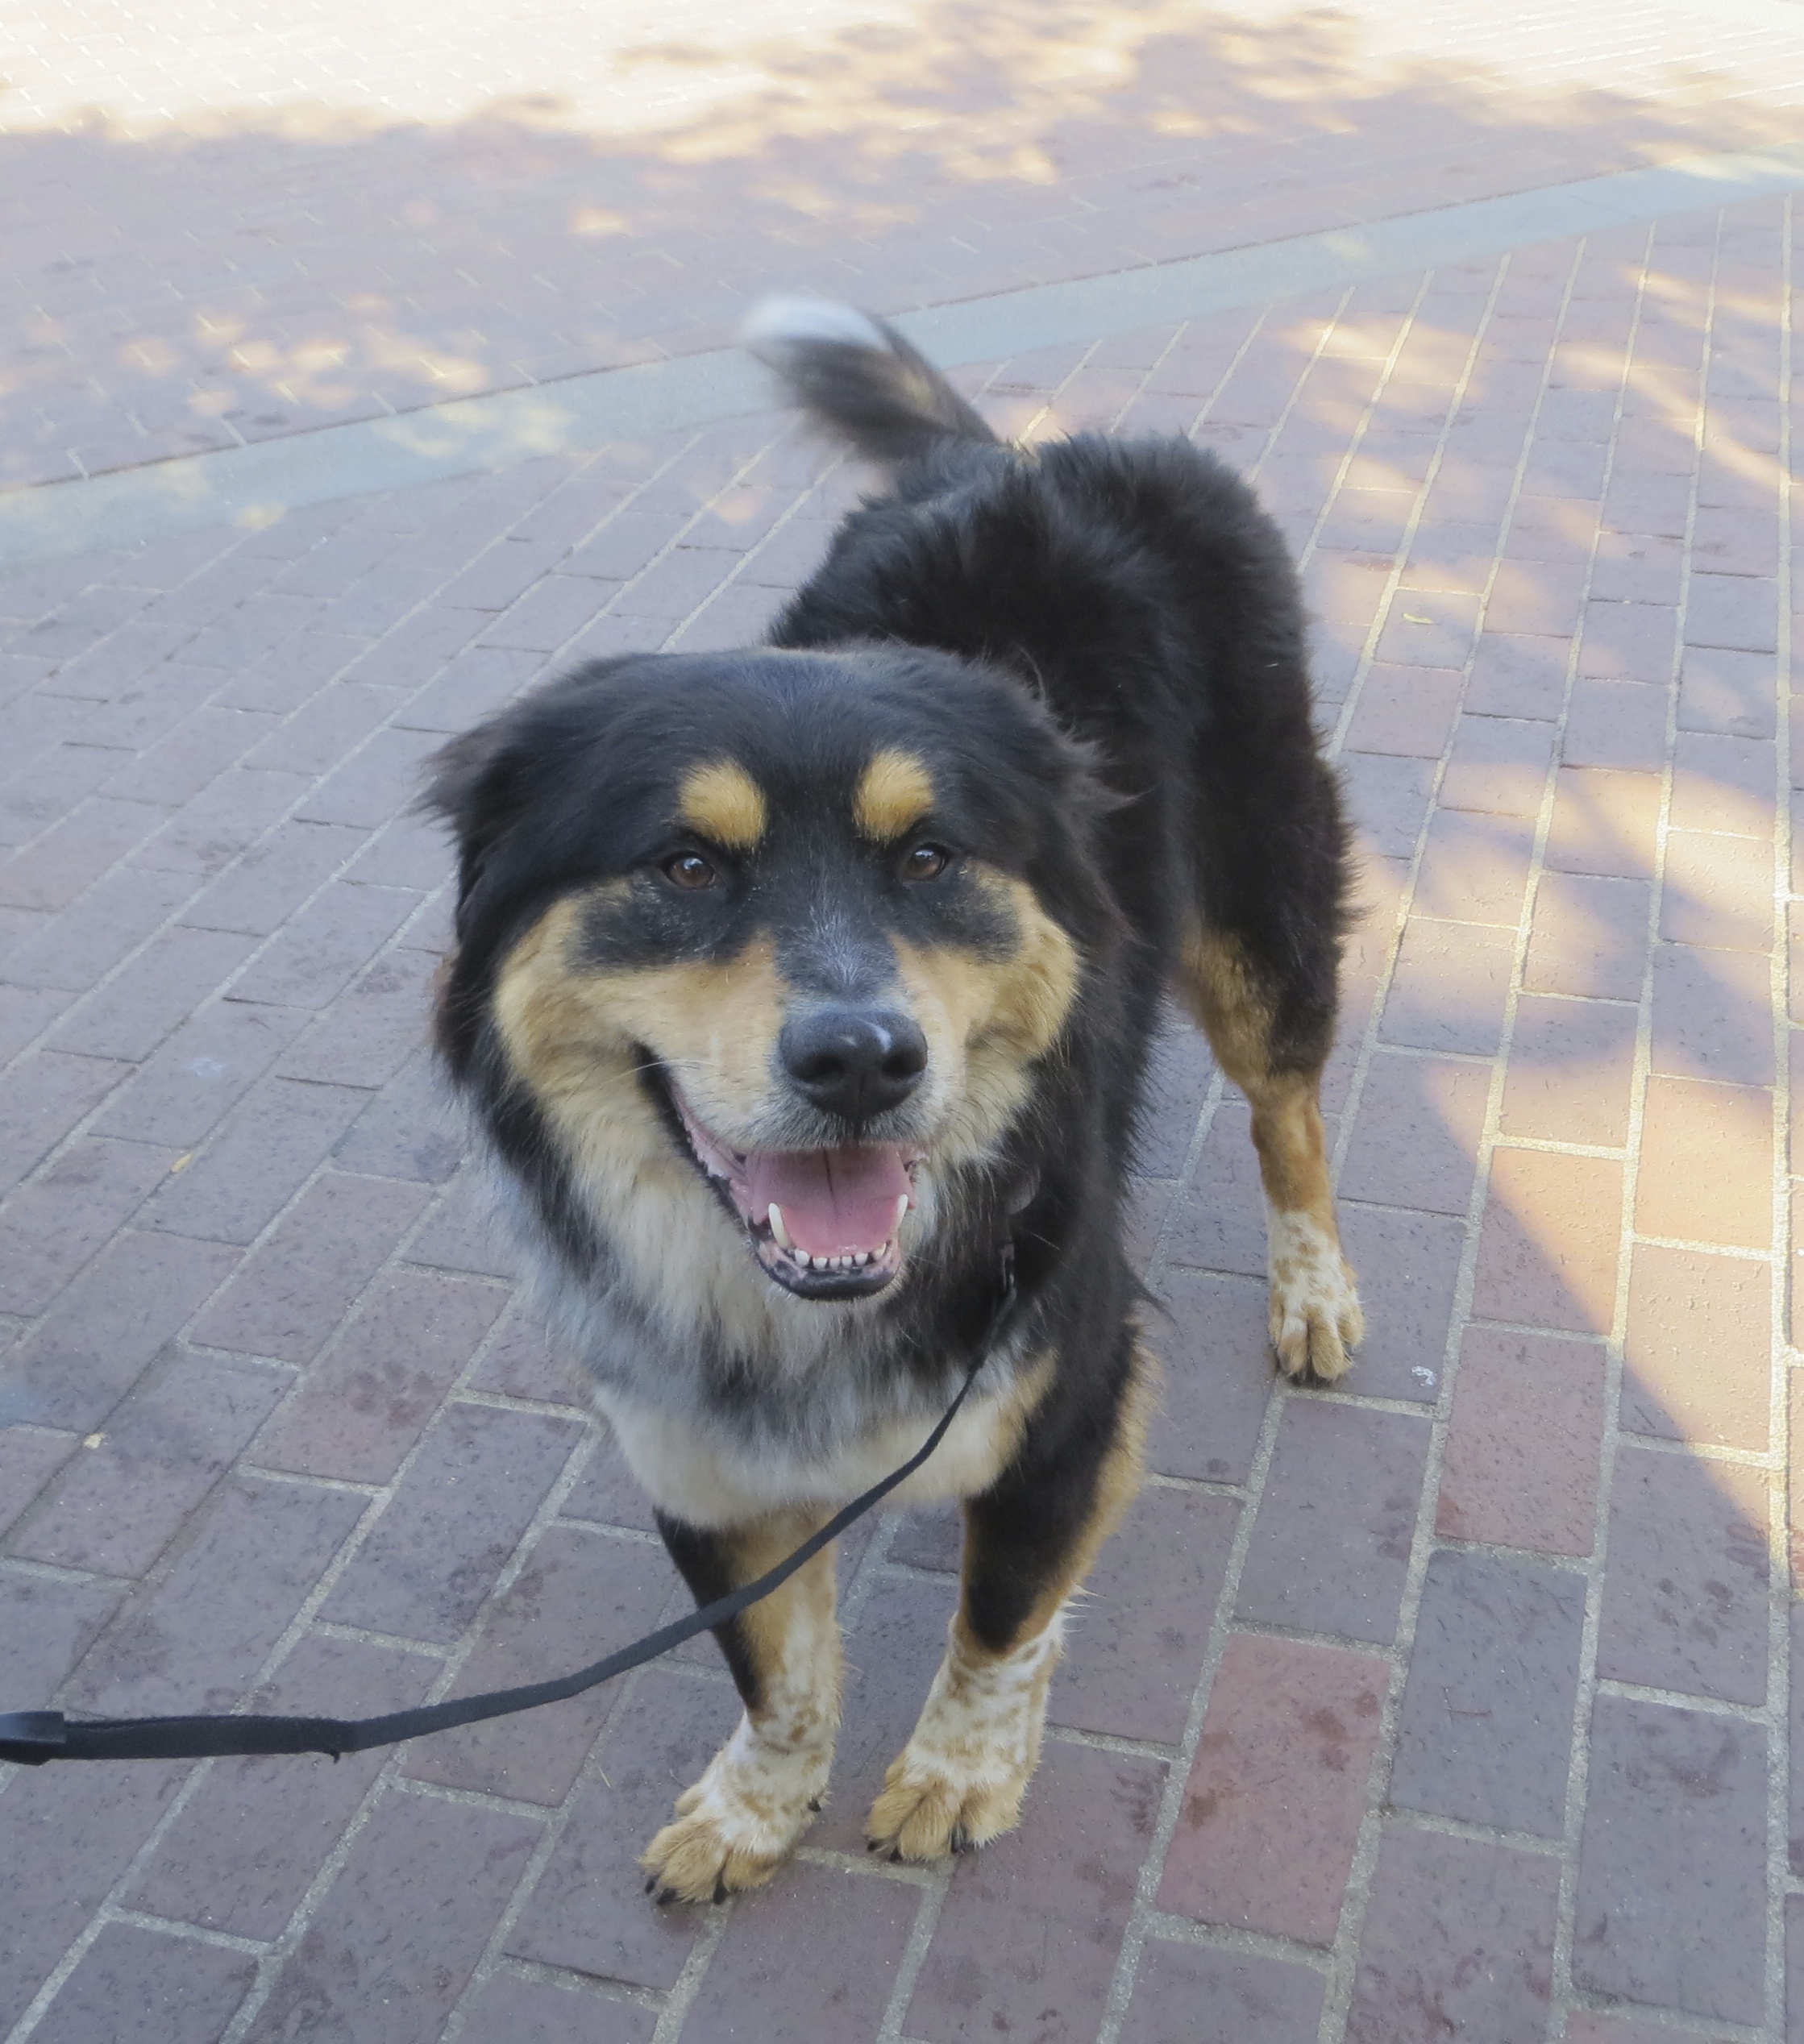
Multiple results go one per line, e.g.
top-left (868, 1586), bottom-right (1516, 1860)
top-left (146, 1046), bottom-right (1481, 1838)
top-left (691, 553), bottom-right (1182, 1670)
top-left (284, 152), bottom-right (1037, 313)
top-left (639, 1722), bottom-right (827, 1905)
top-left (1268, 1210), bottom-right (1363, 1382)
top-left (866, 1751), bottom-right (1031, 1862)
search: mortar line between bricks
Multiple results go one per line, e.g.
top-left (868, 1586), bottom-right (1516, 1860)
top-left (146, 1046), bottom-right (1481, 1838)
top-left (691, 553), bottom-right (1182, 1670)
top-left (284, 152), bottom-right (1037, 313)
top-left (873, 1821), bottom-right (956, 2043)
top-left (1138, 1469), bottom-right (1247, 1498)
top-left (1012, 334), bottom-right (1105, 446)
top-left (1761, 183), bottom-right (1796, 2044)
top-left (390, 1776), bottom-right (557, 1823)
top-left (1045, 1724), bottom-right (1179, 1763)
top-left (646, 1904), bottom-right (732, 2044)
top-left (1091, 1370), bottom-right (1295, 2042)
top-left (1432, 1533), bottom-right (1596, 1570)
top-left (103, 1907), bottom-right (270, 1955)
top-left (1315, 233), bottom-right (1602, 2044)
top-left (1594, 1677), bottom-right (1773, 1724)
top-left (1614, 1434), bottom-right (1783, 1469)
top-left (1382, 1806), bottom-right (1565, 1855)
top-left (1629, 1235), bottom-right (1775, 1261)
top-left (792, 1843), bottom-right (938, 1888)
top-left (487, 1954), bottom-right (665, 2014)
top-left (1098, 263), bottom-right (1492, 2044)
top-left (308, 1620), bottom-right (451, 1658)
top-left (1135, 1906), bottom-right (1335, 1971)
top-left (1547, 207), bottom-right (1698, 2042)
top-left (1239, 290), bottom-right (1363, 489)
top-left (1564, 1995), bottom-right (1764, 2043)
top-left (0, 1554), bottom-right (118, 1589)
top-left (1305, 1387), bottom-right (1451, 1418)
top-left (550, 1514), bottom-right (662, 1547)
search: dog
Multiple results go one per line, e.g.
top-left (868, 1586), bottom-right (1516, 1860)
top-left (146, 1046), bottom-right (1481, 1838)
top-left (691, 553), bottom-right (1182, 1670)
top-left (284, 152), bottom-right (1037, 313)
top-left (423, 298), bottom-right (1363, 1904)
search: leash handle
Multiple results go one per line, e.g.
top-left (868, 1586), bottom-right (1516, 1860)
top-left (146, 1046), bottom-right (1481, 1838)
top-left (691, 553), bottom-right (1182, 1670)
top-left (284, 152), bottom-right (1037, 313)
top-left (2, 1253), bottom-right (1018, 1768)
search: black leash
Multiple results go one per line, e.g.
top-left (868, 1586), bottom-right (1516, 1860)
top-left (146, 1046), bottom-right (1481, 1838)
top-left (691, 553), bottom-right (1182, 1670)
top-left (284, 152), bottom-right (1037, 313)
top-left (1, 1252), bottom-right (1017, 1771)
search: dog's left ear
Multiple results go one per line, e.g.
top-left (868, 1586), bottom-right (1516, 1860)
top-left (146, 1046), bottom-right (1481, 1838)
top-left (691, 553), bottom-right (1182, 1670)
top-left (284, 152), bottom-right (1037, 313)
top-left (418, 713), bottom-right (534, 916)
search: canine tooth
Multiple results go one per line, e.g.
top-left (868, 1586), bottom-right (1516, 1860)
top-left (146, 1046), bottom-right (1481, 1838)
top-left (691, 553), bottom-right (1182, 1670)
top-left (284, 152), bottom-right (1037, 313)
top-left (893, 1193), bottom-right (909, 1231)
top-left (767, 1203), bottom-right (792, 1249)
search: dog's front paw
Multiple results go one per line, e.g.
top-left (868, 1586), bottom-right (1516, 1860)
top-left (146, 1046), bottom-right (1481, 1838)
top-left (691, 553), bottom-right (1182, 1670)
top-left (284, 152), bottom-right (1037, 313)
top-left (866, 1750), bottom-right (1032, 1861)
top-left (640, 1720), bottom-right (829, 1905)
top-left (1268, 1211), bottom-right (1363, 1382)
top-left (865, 1625), bottom-right (1059, 1862)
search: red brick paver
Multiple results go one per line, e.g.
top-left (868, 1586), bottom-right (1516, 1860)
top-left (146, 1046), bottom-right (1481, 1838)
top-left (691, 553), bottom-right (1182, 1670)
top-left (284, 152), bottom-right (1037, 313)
top-left (2, 7), bottom-right (1802, 2042)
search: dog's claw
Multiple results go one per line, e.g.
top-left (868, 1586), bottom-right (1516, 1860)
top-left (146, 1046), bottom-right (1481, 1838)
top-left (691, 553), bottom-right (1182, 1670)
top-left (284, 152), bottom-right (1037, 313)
top-left (712, 1876), bottom-right (729, 1905)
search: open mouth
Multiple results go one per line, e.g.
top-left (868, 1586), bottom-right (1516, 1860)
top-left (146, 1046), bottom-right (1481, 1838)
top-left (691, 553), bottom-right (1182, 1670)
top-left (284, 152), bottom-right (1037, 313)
top-left (668, 1082), bottom-right (921, 1300)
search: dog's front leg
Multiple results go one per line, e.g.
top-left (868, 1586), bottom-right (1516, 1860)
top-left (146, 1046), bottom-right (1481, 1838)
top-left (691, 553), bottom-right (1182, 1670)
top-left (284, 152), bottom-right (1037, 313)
top-left (642, 1506), bottom-right (840, 1903)
top-left (867, 1342), bottom-right (1149, 1860)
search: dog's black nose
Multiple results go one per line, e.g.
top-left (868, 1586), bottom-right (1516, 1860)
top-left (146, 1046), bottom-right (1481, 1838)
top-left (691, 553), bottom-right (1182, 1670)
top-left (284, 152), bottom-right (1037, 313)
top-left (779, 1007), bottom-right (928, 1124)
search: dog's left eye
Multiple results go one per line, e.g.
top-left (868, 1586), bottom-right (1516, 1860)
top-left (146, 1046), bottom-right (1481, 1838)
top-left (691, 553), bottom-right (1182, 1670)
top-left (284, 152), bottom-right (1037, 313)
top-left (901, 842), bottom-right (950, 881)
top-left (663, 852), bottom-right (719, 891)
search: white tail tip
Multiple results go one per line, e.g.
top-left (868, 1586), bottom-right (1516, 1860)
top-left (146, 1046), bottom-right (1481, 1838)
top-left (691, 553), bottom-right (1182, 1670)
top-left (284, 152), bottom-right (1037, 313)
top-left (740, 295), bottom-right (891, 364)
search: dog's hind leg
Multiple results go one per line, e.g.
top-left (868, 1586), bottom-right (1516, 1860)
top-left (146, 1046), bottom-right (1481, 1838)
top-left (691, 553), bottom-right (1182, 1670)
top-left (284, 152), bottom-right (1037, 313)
top-left (642, 1507), bottom-right (841, 1903)
top-left (867, 1338), bottom-right (1151, 1860)
top-left (1178, 928), bottom-right (1364, 1381)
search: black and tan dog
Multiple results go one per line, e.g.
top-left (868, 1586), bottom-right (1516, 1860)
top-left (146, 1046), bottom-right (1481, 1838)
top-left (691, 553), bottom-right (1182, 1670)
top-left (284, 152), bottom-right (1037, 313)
top-left (425, 300), bottom-right (1362, 1903)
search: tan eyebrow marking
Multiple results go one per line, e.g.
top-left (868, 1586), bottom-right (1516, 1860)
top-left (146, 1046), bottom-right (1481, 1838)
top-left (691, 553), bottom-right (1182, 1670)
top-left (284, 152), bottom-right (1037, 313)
top-left (854, 748), bottom-right (934, 841)
top-left (677, 759), bottom-right (767, 851)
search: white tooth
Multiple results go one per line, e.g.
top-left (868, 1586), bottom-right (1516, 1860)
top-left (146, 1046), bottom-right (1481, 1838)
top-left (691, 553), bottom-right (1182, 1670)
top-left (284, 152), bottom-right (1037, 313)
top-left (893, 1193), bottom-right (909, 1231)
top-left (853, 1251), bottom-right (869, 1267)
top-left (767, 1203), bottom-right (792, 1249)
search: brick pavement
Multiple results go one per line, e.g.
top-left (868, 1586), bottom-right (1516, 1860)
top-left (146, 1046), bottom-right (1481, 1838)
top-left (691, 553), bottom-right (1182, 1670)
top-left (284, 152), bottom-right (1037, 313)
top-left (5, 0), bottom-right (1804, 488)
top-left (2, 6), bottom-right (1802, 2042)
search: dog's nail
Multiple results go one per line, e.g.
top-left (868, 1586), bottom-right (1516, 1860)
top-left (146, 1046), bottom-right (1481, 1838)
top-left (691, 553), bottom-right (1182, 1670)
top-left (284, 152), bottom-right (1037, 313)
top-left (888, 1847), bottom-right (903, 1863)
top-left (642, 1875), bottom-right (658, 1894)
top-left (867, 1838), bottom-right (882, 1853)
top-left (807, 1797), bottom-right (823, 1813)
top-left (655, 1887), bottom-right (678, 1908)
top-left (712, 1876), bottom-right (728, 1905)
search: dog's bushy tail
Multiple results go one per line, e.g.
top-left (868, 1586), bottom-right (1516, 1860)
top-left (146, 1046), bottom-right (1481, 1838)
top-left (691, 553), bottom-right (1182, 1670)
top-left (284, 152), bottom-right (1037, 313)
top-left (742, 297), bottom-right (998, 466)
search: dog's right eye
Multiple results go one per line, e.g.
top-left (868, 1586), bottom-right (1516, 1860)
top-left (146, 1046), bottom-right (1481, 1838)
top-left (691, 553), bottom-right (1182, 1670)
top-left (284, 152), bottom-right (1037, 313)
top-left (662, 852), bottom-right (719, 891)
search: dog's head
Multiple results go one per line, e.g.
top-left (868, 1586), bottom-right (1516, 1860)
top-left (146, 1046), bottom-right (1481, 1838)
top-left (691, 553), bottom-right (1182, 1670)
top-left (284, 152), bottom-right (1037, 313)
top-left (426, 645), bottom-right (1115, 1303)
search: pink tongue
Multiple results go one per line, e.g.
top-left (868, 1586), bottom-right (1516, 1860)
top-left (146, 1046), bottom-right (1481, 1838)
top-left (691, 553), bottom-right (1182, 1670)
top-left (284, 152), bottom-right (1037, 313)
top-left (743, 1147), bottom-right (912, 1257)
